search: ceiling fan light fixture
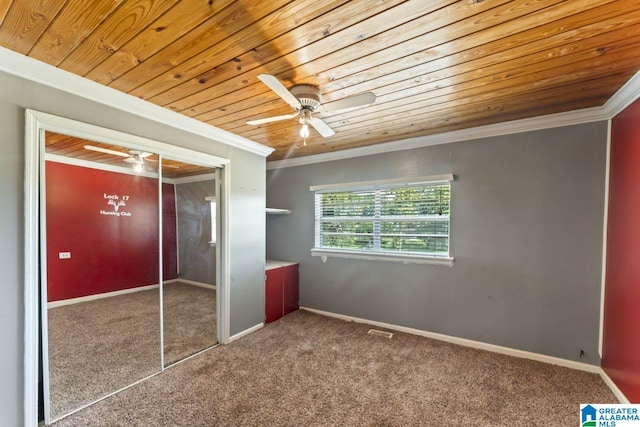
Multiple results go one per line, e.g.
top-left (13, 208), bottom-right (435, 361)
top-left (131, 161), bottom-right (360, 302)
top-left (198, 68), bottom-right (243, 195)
top-left (300, 123), bottom-right (310, 139)
top-left (248, 74), bottom-right (375, 142)
top-left (299, 109), bottom-right (311, 142)
top-left (133, 162), bottom-right (144, 174)
top-left (84, 145), bottom-right (155, 173)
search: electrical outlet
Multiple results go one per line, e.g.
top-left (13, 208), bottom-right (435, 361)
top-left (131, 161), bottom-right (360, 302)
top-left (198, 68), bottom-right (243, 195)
top-left (59, 252), bottom-right (71, 259)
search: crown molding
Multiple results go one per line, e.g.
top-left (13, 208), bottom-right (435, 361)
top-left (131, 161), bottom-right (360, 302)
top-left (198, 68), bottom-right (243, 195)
top-left (267, 107), bottom-right (607, 170)
top-left (602, 70), bottom-right (640, 118)
top-left (4, 45), bottom-right (636, 167)
top-left (268, 71), bottom-right (640, 170)
top-left (172, 173), bottom-right (217, 184)
top-left (0, 47), bottom-right (273, 158)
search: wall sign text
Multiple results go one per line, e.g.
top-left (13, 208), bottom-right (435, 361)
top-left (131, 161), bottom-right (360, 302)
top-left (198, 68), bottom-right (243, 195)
top-left (100, 193), bottom-right (132, 217)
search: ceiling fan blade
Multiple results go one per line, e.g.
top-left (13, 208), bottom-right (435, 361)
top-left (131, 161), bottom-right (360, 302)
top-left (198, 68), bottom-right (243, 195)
top-left (322, 92), bottom-right (376, 113)
top-left (129, 150), bottom-right (153, 158)
top-left (84, 145), bottom-right (130, 157)
top-left (246, 112), bottom-right (299, 126)
top-left (258, 74), bottom-right (302, 110)
top-left (310, 117), bottom-right (335, 137)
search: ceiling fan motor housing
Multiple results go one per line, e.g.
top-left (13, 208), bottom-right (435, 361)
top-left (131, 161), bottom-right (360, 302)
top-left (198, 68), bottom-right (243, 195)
top-left (290, 84), bottom-right (321, 111)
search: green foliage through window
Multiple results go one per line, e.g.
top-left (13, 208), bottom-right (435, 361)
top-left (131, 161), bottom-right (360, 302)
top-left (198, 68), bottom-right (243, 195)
top-left (314, 182), bottom-right (450, 256)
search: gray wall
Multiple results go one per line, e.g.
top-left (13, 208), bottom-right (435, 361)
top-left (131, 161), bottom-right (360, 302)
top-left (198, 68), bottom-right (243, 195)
top-left (0, 70), bottom-right (266, 425)
top-left (176, 180), bottom-right (216, 285)
top-left (267, 122), bottom-right (607, 365)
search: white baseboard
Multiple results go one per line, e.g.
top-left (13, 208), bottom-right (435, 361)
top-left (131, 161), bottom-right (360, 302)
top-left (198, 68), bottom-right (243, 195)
top-left (229, 322), bottom-right (264, 343)
top-left (301, 307), bottom-right (601, 373)
top-left (600, 369), bottom-right (630, 403)
top-left (173, 278), bottom-right (216, 290)
top-left (48, 279), bottom-right (216, 308)
top-left (48, 284), bottom-right (160, 308)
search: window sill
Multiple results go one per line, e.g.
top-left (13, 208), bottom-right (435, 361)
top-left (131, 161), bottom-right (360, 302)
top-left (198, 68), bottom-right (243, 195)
top-left (311, 248), bottom-right (454, 266)
top-left (266, 207), bottom-right (291, 214)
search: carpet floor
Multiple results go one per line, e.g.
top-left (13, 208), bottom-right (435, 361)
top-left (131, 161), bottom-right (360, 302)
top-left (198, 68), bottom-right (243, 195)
top-left (48, 281), bottom-right (216, 421)
top-left (52, 309), bottom-right (616, 426)
top-left (163, 282), bottom-right (217, 366)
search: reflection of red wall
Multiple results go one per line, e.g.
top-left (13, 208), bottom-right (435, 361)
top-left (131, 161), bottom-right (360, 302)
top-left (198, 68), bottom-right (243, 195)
top-left (46, 161), bottom-right (177, 302)
top-left (602, 97), bottom-right (640, 402)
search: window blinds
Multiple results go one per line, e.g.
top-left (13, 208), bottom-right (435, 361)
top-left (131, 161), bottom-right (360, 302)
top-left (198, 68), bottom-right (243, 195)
top-left (314, 182), bottom-right (450, 257)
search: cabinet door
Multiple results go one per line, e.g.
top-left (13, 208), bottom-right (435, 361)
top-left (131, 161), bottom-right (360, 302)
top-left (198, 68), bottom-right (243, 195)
top-left (265, 268), bottom-right (284, 323)
top-left (282, 264), bottom-right (299, 316)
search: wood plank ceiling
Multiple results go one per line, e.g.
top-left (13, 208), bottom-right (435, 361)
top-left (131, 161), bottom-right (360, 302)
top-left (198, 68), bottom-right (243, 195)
top-left (1, 0), bottom-right (639, 161)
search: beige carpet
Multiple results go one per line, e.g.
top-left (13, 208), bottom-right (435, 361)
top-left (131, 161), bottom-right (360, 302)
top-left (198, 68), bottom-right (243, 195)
top-left (52, 309), bottom-right (616, 426)
top-left (163, 282), bottom-right (217, 366)
top-left (47, 282), bottom-right (216, 421)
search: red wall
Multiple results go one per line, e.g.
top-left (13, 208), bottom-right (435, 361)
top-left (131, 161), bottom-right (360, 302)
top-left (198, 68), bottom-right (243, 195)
top-left (46, 162), bottom-right (177, 302)
top-left (602, 97), bottom-right (640, 402)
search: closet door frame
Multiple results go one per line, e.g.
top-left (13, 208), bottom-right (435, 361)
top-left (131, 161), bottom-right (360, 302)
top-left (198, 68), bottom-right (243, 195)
top-left (24, 109), bottom-right (231, 425)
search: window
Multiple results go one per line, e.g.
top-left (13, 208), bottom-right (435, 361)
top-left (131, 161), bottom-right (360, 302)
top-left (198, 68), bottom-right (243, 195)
top-left (205, 196), bottom-right (216, 246)
top-left (311, 175), bottom-right (453, 265)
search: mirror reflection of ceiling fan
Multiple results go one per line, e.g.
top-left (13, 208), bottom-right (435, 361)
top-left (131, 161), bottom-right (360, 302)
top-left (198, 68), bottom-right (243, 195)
top-left (83, 145), bottom-right (178, 173)
top-left (246, 74), bottom-right (376, 141)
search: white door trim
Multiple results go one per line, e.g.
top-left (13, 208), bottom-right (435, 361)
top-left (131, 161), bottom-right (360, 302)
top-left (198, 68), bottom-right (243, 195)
top-left (23, 109), bottom-right (232, 424)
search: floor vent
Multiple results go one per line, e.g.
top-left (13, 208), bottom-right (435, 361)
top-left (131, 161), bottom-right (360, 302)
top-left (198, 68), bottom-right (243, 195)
top-left (368, 329), bottom-right (393, 339)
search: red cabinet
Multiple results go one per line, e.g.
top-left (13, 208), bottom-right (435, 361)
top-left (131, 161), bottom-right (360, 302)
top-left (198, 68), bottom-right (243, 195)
top-left (282, 264), bottom-right (299, 316)
top-left (265, 261), bottom-right (299, 323)
top-left (265, 267), bottom-right (284, 323)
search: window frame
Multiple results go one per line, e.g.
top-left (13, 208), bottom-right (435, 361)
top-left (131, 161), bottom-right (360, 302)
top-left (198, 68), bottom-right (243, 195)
top-left (205, 196), bottom-right (216, 246)
top-left (310, 175), bottom-right (454, 266)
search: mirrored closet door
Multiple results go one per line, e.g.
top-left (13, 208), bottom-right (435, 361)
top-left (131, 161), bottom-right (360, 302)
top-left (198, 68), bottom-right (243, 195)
top-left (29, 111), bottom-right (229, 426)
top-left (160, 158), bottom-right (219, 366)
top-left (41, 132), bottom-right (220, 422)
top-left (43, 133), bottom-right (162, 421)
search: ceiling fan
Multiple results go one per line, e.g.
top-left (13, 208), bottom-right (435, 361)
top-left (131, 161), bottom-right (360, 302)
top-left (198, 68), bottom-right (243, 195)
top-left (246, 74), bottom-right (376, 140)
top-left (83, 145), bottom-right (177, 173)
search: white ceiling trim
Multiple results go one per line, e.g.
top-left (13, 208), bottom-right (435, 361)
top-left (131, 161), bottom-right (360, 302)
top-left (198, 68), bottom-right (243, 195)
top-left (602, 71), bottom-right (640, 118)
top-left (267, 71), bottom-right (640, 170)
top-left (172, 173), bottom-right (217, 184)
top-left (0, 47), bottom-right (273, 158)
top-left (3, 45), bottom-right (636, 168)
